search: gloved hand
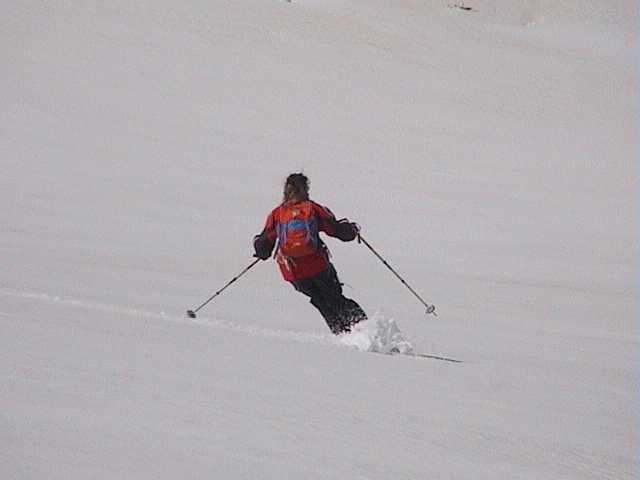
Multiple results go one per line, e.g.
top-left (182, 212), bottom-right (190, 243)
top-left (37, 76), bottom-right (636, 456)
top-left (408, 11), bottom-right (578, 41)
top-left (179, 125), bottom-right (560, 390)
top-left (334, 219), bottom-right (359, 242)
top-left (253, 233), bottom-right (274, 260)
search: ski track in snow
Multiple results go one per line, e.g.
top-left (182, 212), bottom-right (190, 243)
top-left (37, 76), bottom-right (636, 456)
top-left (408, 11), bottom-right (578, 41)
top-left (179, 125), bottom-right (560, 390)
top-left (0, 288), bottom-right (460, 362)
top-left (0, 287), bottom-right (358, 352)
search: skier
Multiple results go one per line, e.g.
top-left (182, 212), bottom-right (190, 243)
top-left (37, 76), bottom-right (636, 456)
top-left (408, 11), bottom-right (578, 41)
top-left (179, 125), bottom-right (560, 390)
top-left (253, 173), bottom-right (367, 334)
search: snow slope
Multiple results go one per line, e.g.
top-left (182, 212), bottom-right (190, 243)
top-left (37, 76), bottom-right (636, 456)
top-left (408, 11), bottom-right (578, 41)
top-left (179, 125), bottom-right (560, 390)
top-left (1, 1), bottom-right (636, 478)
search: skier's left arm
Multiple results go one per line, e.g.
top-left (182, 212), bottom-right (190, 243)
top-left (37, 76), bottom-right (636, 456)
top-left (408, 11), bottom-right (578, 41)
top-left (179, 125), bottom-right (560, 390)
top-left (313, 202), bottom-right (359, 242)
top-left (253, 209), bottom-right (278, 259)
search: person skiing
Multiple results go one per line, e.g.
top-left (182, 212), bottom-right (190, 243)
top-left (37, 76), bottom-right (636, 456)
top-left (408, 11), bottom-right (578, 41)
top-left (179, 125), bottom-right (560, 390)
top-left (253, 173), bottom-right (367, 334)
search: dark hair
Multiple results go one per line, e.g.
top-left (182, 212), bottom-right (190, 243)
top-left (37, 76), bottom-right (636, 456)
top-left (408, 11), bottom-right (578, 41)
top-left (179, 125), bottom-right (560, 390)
top-left (283, 173), bottom-right (310, 202)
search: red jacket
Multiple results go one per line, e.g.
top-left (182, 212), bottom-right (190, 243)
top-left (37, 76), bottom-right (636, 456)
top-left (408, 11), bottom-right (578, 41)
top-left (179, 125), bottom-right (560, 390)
top-left (256, 200), bottom-right (355, 281)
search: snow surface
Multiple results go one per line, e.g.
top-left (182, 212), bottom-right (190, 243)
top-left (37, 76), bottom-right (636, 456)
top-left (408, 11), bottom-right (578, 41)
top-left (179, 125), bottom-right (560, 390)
top-left (1, 1), bottom-right (636, 478)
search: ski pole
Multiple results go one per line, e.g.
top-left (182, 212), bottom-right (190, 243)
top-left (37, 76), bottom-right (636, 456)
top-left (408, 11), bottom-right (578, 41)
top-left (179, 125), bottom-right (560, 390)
top-left (357, 234), bottom-right (437, 316)
top-left (186, 258), bottom-right (261, 318)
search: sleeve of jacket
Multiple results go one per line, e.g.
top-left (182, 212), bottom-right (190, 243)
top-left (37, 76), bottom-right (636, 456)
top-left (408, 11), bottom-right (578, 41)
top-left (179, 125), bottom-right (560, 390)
top-left (312, 202), bottom-right (359, 242)
top-left (253, 208), bottom-right (278, 259)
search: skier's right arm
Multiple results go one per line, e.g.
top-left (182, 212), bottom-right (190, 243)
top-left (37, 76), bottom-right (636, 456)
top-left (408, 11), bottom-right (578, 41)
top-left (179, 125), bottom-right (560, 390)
top-left (312, 202), bottom-right (359, 242)
top-left (253, 209), bottom-right (278, 260)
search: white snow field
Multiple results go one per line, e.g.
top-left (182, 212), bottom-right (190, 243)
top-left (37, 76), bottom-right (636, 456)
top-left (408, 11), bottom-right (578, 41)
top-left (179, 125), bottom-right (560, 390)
top-left (1, 1), bottom-right (636, 478)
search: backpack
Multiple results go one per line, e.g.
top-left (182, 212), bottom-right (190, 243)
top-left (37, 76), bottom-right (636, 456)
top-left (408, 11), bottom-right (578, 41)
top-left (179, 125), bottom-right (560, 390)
top-left (276, 201), bottom-right (319, 258)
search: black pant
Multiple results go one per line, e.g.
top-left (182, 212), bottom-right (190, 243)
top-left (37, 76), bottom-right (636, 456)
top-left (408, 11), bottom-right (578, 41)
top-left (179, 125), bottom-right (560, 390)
top-left (291, 265), bottom-right (367, 334)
